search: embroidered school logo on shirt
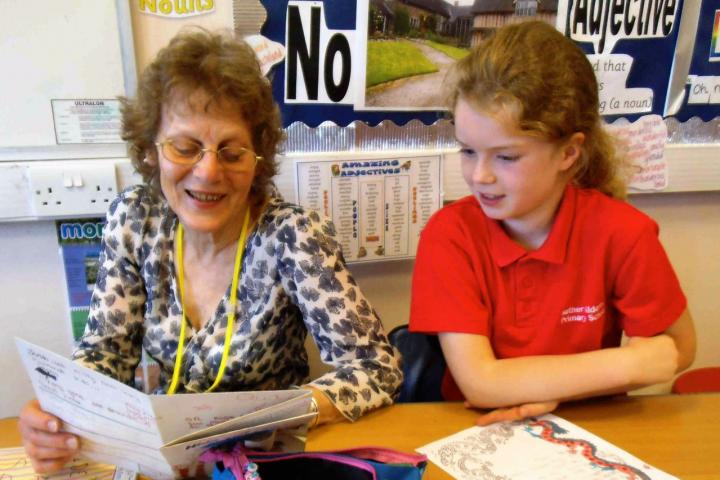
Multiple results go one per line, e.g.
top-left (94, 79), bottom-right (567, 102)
top-left (560, 302), bottom-right (605, 324)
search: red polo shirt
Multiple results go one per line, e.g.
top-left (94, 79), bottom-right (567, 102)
top-left (409, 185), bottom-right (687, 400)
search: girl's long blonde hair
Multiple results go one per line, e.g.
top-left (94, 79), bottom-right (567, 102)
top-left (450, 21), bottom-right (627, 198)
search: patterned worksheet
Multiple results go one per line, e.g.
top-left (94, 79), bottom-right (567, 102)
top-left (417, 414), bottom-right (676, 480)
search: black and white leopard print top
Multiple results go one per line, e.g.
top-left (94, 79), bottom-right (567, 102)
top-left (72, 185), bottom-right (402, 421)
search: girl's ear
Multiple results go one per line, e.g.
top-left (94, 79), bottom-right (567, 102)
top-left (559, 132), bottom-right (585, 171)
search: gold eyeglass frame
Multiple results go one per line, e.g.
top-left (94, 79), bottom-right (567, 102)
top-left (155, 138), bottom-right (262, 171)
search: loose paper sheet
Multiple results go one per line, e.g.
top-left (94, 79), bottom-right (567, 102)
top-left (417, 414), bottom-right (676, 480)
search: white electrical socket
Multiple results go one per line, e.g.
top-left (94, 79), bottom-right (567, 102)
top-left (28, 162), bottom-right (118, 217)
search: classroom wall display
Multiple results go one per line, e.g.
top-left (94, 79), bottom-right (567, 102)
top-left (260, 0), bottom-right (442, 126)
top-left (55, 218), bottom-right (159, 392)
top-left (0, 0), bottom-right (132, 149)
top-left (55, 218), bottom-right (106, 342)
top-left (136, 0), bottom-right (216, 18)
top-left (607, 115), bottom-right (669, 190)
top-left (557, 0), bottom-right (720, 122)
top-left (51, 100), bottom-right (123, 145)
top-left (294, 154), bottom-right (442, 262)
top-left (665, 0), bottom-right (720, 120)
top-left (258, 0), bottom-right (560, 127)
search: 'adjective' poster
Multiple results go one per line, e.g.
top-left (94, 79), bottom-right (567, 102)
top-left (667, 0), bottom-right (720, 120)
top-left (557, 0), bottom-right (688, 120)
top-left (294, 155), bottom-right (442, 262)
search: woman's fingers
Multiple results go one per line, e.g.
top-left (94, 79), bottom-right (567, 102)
top-left (19, 399), bottom-right (59, 432)
top-left (19, 398), bottom-right (78, 474)
top-left (22, 428), bottom-right (79, 455)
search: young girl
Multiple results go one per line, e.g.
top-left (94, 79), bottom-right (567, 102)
top-left (409, 21), bottom-right (696, 425)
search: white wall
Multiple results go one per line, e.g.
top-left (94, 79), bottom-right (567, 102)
top-left (629, 192), bottom-right (720, 372)
top-left (0, 221), bottom-right (76, 417)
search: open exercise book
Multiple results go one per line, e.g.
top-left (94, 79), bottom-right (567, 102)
top-left (417, 414), bottom-right (676, 480)
top-left (16, 338), bottom-right (315, 479)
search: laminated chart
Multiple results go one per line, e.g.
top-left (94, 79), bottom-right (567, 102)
top-left (295, 155), bottom-right (441, 262)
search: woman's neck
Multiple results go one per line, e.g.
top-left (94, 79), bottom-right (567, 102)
top-left (181, 205), bottom-right (251, 261)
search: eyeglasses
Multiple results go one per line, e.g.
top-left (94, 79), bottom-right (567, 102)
top-left (156, 138), bottom-right (262, 172)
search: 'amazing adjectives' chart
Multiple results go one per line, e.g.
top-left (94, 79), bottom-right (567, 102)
top-left (295, 155), bottom-right (442, 263)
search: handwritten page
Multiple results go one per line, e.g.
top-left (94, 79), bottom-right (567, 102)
top-left (0, 447), bottom-right (116, 480)
top-left (417, 414), bottom-right (677, 480)
top-left (606, 114), bottom-right (669, 191)
top-left (149, 387), bottom-right (306, 444)
top-left (16, 338), bottom-right (313, 479)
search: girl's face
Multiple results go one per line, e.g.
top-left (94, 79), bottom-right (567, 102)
top-left (455, 98), bottom-right (583, 248)
top-left (153, 91), bottom-right (257, 239)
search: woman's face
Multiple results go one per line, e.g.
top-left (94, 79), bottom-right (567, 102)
top-left (154, 92), bottom-right (257, 239)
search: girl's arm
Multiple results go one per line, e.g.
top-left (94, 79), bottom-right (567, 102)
top-left (456, 309), bottom-right (696, 425)
top-left (440, 321), bottom-right (682, 409)
top-left (660, 308), bottom-right (696, 372)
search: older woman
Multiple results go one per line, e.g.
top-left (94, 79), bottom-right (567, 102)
top-left (19, 30), bottom-right (402, 473)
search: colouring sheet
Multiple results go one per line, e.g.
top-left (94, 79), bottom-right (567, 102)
top-left (417, 414), bottom-right (676, 480)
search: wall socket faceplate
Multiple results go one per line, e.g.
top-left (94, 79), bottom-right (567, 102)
top-left (28, 161), bottom-right (118, 217)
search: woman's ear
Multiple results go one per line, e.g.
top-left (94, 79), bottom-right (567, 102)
top-left (144, 147), bottom-right (158, 167)
top-left (559, 132), bottom-right (585, 171)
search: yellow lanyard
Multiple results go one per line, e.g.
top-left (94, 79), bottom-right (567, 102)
top-left (167, 208), bottom-right (251, 395)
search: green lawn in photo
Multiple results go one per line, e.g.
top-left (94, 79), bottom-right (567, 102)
top-left (71, 309), bottom-right (89, 340)
top-left (366, 40), bottom-right (438, 87)
top-left (426, 40), bottom-right (470, 60)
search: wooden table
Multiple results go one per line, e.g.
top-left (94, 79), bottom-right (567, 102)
top-left (3, 394), bottom-right (719, 479)
top-left (307, 394), bottom-right (720, 479)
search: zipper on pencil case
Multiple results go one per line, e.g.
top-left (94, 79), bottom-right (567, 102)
top-left (250, 452), bottom-right (378, 479)
top-left (247, 447), bottom-right (426, 466)
top-left (328, 446), bottom-right (427, 466)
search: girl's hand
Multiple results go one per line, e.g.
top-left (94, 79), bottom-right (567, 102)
top-left (625, 335), bottom-right (678, 385)
top-left (18, 399), bottom-right (78, 474)
top-left (465, 400), bottom-right (559, 426)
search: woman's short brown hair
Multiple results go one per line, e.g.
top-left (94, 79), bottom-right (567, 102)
top-left (120, 28), bottom-right (283, 208)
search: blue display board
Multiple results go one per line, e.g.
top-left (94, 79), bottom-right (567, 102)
top-left (669, 0), bottom-right (720, 120)
top-left (262, 0), bottom-right (719, 126)
top-left (261, 0), bottom-right (446, 127)
top-left (559, 0), bottom-right (685, 121)
top-left (559, 0), bottom-right (720, 121)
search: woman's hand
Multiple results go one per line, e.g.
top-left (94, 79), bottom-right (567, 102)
top-left (466, 400), bottom-right (559, 426)
top-left (18, 399), bottom-right (78, 474)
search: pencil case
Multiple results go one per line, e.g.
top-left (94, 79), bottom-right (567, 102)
top-left (200, 443), bottom-right (427, 480)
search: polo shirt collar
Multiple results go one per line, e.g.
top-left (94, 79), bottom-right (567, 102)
top-left (486, 184), bottom-right (577, 267)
